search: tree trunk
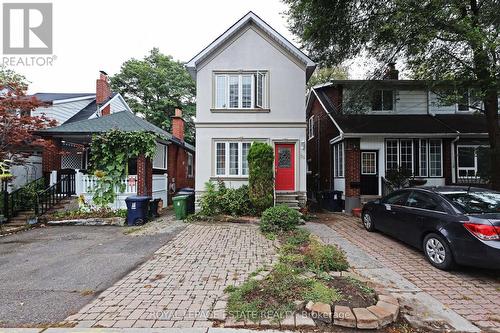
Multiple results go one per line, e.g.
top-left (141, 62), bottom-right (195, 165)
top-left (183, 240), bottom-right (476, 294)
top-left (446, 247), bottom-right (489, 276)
top-left (484, 90), bottom-right (500, 190)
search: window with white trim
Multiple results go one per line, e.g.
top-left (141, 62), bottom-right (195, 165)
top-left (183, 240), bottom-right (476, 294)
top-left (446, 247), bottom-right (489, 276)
top-left (386, 139), bottom-right (399, 171)
top-left (187, 152), bottom-right (194, 177)
top-left (419, 139), bottom-right (428, 177)
top-left (429, 139), bottom-right (442, 177)
top-left (333, 142), bottom-right (344, 178)
top-left (153, 143), bottom-right (167, 169)
top-left (399, 139), bottom-right (413, 173)
top-left (214, 72), bottom-right (268, 109)
top-left (308, 116), bottom-right (314, 139)
top-left (214, 141), bottom-right (252, 177)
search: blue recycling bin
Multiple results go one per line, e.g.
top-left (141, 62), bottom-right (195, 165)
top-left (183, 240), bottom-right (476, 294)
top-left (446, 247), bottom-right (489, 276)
top-left (125, 195), bottom-right (152, 226)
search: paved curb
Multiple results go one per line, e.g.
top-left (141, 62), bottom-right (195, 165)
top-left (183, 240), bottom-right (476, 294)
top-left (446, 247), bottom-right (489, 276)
top-left (305, 222), bottom-right (481, 333)
top-left (0, 329), bottom-right (294, 333)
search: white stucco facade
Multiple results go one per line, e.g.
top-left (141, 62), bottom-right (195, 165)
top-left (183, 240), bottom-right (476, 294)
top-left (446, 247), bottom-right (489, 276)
top-left (187, 12), bottom-right (315, 203)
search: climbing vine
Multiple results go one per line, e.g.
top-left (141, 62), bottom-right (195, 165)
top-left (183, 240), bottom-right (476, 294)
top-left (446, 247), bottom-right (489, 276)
top-left (89, 130), bottom-right (158, 207)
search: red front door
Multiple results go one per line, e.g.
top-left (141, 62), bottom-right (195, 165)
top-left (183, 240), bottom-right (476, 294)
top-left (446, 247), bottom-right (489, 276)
top-left (275, 143), bottom-right (295, 191)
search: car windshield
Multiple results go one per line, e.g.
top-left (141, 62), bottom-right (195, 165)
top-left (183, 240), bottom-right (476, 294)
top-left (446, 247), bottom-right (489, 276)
top-left (443, 191), bottom-right (500, 214)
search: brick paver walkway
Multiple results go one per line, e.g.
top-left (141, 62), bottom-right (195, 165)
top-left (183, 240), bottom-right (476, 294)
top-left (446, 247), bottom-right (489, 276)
top-left (66, 223), bottom-right (277, 329)
top-left (317, 213), bottom-right (500, 332)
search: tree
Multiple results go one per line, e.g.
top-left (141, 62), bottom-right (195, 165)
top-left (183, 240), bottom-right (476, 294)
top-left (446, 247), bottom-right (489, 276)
top-left (248, 142), bottom-right (274, 213)
top-left (111, 48), bottom-right (196, 143)
top-left (307, 66), bottom-right (349, 88)
top-left (0, 68), bottom-right (55, 167)
top-left (284, 0), bottom-right (500, 189)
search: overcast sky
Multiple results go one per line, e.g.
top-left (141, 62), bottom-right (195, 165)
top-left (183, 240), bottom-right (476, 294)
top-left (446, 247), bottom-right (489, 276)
top-left (2, 0), bottom-right (368, 93)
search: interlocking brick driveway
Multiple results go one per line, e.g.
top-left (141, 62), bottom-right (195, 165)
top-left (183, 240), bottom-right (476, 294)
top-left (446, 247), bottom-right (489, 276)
top-left (66, 223), bottom-right (277, 329)
top-left (317, 213), bottom-right (500, 332)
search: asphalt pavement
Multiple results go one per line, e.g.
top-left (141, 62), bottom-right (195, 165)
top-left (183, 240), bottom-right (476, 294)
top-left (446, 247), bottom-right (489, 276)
top-left (0, 224), bottom-right (182, 327)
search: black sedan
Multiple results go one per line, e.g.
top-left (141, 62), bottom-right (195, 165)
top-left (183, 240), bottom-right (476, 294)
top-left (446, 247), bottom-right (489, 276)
top-left (361, 186), bottom-right (500, 270)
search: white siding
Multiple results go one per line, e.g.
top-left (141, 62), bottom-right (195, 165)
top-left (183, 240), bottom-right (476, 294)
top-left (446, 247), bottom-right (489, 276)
top-left (395, 90), bottom-right (427, 114)
top-left (429, 91), bottom-right (456, 114)
top-left (32, 98), bottom-right (95, 125)
top-left (109, 95), bottom-right (129, 114)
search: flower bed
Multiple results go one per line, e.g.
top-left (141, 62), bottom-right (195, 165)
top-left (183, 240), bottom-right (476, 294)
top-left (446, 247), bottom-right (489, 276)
top-left (218, 228), bottom-right (400, 330)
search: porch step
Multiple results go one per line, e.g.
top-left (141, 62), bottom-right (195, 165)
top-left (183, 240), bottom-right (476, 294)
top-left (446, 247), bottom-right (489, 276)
top-left (275, 192), bottom-right (300, 210)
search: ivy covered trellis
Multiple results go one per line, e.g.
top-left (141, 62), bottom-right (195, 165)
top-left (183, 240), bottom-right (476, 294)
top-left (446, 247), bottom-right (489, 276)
top-left (89, 129), bottom-right (159, 207)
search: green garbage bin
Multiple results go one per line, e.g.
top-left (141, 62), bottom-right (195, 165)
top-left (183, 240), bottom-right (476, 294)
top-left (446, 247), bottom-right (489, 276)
top-left (172, 195), bottom-right (188, 220)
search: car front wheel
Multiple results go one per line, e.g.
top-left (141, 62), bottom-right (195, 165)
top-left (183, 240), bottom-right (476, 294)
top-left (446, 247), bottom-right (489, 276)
top-left (362, 211), bottom-right (375, 232)
top-left (423, 233), bottom-right (455, 270)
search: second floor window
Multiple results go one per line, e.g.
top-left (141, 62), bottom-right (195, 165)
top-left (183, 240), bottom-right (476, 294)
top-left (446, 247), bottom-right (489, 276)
top-left (372, 90), bottom-right (394, 111)
top-left (308, 116), bottom-right (314, 139)
top-left (214, 72), bottom-right (267, 109)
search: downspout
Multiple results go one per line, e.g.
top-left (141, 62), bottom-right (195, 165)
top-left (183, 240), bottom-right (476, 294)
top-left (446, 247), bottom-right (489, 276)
top-left (451, 135), bottom-right (460, 184)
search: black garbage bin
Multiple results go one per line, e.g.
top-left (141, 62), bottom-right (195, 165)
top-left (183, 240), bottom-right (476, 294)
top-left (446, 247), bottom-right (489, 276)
top-left (321, 190), bottom-right (343, 212)
top-left (176, 188), bottom-right (195, 214)
top-left (149, 198), bottom-right (161, 218)
top-left (125, 195), bottom-right (151, 226)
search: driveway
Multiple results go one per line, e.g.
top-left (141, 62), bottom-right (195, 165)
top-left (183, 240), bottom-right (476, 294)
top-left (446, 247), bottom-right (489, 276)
top-left (315, 213), bottom-right (500, 332)
top-left (0, 220), bottom-right (184, 327)
top-left (66, 223), bottom-right (278, 329)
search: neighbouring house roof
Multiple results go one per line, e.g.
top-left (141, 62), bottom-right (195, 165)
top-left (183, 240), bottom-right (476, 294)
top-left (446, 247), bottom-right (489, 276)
top-left (332, 114), bottom-right (456, 135)
top-left (186, 11), bottom-right (316, 80)
top-left (434, 114), bottom-right (490, 135)
top-left (64, 92), bottom-right (118, 124)
top-left (33, 92), bottom-right (95, 103)
top-left (36, 110), bottom-right (195, 152)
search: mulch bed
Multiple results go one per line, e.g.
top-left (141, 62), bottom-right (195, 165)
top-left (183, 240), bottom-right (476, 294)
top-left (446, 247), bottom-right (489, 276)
top-left (326, 276), bottom-right (377, 308)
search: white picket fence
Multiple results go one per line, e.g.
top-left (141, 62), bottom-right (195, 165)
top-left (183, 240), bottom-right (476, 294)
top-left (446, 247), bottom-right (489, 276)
top-left (73, 170), bottom-right (168, 209)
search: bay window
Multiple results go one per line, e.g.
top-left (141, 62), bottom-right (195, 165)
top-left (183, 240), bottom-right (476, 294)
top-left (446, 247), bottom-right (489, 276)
top-left (214, 72), bottom-right (268, 109)
top-left (385, 139), bottom-right (442, 177)
top-left (215, 141), bottom-right (252, 176)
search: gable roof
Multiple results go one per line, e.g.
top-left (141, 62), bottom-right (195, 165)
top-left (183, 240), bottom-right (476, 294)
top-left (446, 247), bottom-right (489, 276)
top-left (33, 93), bottom-right (95, 103)
top-left (186, 11), bottom-right (316, 80)
top-left (37, 111), bottom-right (195, 152)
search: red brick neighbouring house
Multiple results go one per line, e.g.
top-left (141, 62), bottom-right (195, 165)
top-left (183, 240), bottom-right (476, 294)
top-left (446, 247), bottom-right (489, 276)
top-left (307, 66), bottom-right (494, 214)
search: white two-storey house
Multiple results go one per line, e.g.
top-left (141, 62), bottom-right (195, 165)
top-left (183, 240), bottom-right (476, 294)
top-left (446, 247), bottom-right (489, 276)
top-left (186, 12), bottom-right (316, 207)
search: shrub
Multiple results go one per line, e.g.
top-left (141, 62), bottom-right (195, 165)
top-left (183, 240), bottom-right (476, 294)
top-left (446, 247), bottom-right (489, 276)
top-left (260, 205), bottom-right (301, 233)
top-left (248, 142), bottom-right (274, 213)
top-left (303, 237), bottom-right (349, 272)
top-left (303, 280), bottom-right (343, 303)
top-left (198, 180), bottom-right (255, 217)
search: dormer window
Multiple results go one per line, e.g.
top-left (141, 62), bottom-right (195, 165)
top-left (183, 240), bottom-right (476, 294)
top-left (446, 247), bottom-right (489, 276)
top-left (214, 71), bottom-right (268, 110)
top-left (372, 90), bottom-right (394, 111)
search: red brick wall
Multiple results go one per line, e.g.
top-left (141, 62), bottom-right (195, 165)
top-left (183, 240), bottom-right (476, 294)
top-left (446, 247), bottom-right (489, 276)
top-left (101, 104), bottom-right (110, 116)
top-left (306, 91), bottom-right (341, 195)
top-left (172, 109), bottom-right (185, 141)
top-left (96, 73), bottom-right (111, 105)
top-left (167, 144), bottom-right (195, 201)
top-left (42, 138), bottom-right (61, 173)
top-left (137, 154), bottom-right (153, 196)
top-left (344, 139), bottom-right (361, 197)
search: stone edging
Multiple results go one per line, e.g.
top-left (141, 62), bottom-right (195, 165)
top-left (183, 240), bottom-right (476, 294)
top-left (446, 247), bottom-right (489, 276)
top-left (220, 270), bottom-right (400, 330)
top-left (46, 216), bottom-right (125, 226)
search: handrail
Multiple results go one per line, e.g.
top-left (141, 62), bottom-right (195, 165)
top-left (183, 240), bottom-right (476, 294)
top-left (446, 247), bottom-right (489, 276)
top-left (1, 177), bottom-right (44, 219)
top-left (36, 175), bottom-right (72, 216)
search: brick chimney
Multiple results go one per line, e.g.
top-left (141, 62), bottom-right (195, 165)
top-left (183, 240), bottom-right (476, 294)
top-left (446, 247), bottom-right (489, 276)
top-left (96, 70), bottom-right (112, 104)
top-left (384, 62), bottom-right (399, 80)
top-left (172, 108), bottom-right (185, 141)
